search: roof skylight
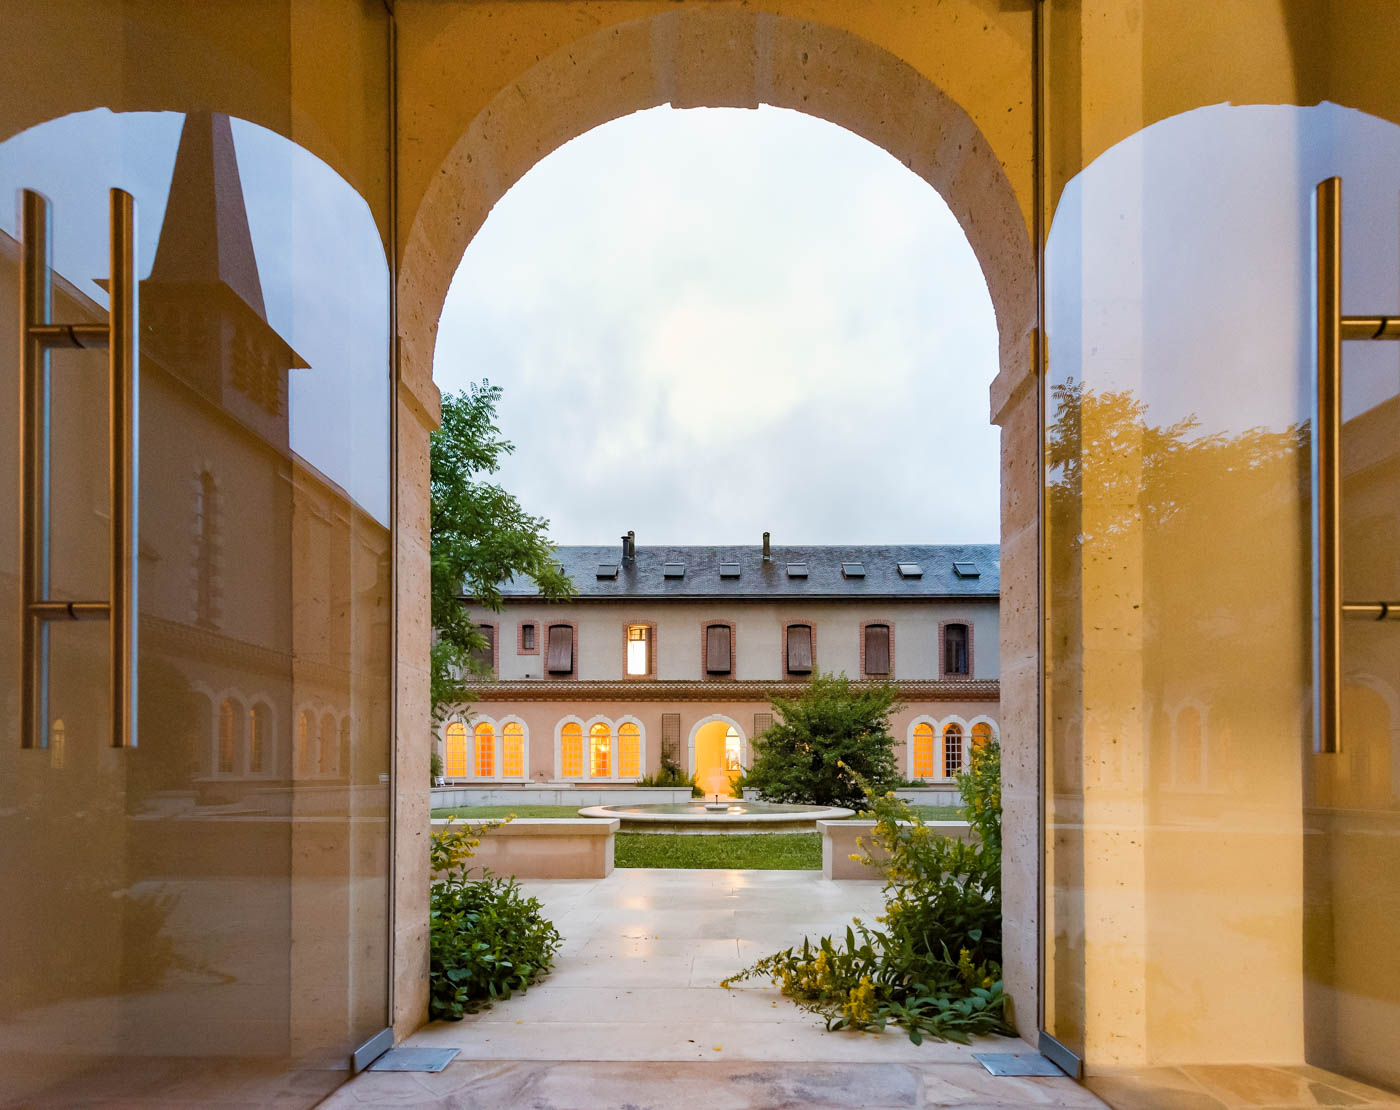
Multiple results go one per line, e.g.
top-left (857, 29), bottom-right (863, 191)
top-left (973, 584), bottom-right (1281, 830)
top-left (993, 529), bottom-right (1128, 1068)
top-left (897, 562), bottom-right (923, 578)
top-left (842, 562), bottom-right (865, 578)
top-left (786, 562), bottom-right (808, 578)
top-left (953, 561), bottom-right (981, 578)
top-left (719, 562), bottom-right (741, 578)
top-left (596, 563), bottom-right (619, 579)
top-left (663, 562), bottom-right (686, 579)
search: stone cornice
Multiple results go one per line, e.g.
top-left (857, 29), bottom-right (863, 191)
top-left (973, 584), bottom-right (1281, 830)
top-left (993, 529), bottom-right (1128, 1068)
top-left (465, 679), bottom-right (1000, 703)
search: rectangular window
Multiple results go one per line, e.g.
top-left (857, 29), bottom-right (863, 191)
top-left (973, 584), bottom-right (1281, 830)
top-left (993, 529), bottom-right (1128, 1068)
top-left (546, 624), bottom-right (574, 674)
top-left (864, 624), bottom-right (891, 675)
top-left (944, 624), bottom-right (969, 677)
top-left (705, 624), bottom-right (732, 674)
top-left (661, 713), bottom-right (681, 766)
top-left (521, 623), bottom-right (536, 651)
top-left (786, 625), bottom-right (813, 674)
top-left (472, 624), bottom-right (495, 674)
top-left (626, 624), bottom-right (651, 676)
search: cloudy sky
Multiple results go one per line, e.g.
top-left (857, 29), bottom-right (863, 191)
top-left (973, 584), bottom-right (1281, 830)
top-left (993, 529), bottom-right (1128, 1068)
top-left (434, 105), bottom-right (999, 547)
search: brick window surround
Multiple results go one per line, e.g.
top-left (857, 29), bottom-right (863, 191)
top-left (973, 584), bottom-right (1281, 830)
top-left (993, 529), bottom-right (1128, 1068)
top-left (621, 621), bottom-right (658, 680)
top-left (518, 621), bottom-right (539, 655)
top-left (783, 620), bottom-right (818, 678)
top-left (701, 620), bottom-right (737, 679)
top-left (544, 620), bottom-right (579, 679)
top-left (938, 620), bottom-right (974, 680)
top-left (475, 622), bottom-right (499, 677)
top-left (859, 619), bottom-right (896, 679)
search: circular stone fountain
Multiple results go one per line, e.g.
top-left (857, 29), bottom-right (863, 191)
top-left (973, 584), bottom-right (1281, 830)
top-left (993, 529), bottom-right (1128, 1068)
top-left (577, 799), bottom-right (854, 834)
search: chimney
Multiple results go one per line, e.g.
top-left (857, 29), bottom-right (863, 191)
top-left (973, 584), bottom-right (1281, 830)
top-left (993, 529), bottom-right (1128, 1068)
top-left (762, 531), bottom-right (771, 561)
top-left (622, 531), bottom-right (636, 562)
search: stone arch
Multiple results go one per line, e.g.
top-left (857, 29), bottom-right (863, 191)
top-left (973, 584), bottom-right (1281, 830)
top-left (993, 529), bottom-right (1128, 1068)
top-left (686, 713), bottom-right (748, 778)
top-left (398, 7), bottom-right (1033, 415)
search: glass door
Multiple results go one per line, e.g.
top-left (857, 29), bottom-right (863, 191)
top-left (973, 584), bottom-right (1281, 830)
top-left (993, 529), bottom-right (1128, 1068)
top-left (1042, 4), bottom-right (1400, 1106)
top-left (0, 4), bottom-right (394, 1105)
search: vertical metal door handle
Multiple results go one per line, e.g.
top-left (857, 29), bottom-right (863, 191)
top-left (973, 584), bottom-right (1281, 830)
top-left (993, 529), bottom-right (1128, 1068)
top-left (17, 188), bottom-right (139, 749)
top-left (1312, 177), bottom-right (1400, 755)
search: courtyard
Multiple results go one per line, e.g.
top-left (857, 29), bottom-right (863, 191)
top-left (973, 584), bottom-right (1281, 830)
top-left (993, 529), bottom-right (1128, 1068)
top-left (325, 868), bottom-right (1104, 1109)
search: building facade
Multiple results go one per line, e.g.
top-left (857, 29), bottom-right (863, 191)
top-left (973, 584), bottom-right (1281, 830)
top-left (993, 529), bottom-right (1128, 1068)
top-left (441, 540), bottom-right (1000, 796)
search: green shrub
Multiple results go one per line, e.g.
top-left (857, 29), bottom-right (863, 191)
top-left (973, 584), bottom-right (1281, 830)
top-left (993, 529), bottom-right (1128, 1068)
top-left (743, 673), bottom-right (901, 809)
top-left (723, 744), bottom-right (1011, 1044)
top-left (429, 818), bottom-right (562, 1021)
top-left (635, 754), bottom-right (700, 795)
top-left (430, 750), bottom-right (443, 782)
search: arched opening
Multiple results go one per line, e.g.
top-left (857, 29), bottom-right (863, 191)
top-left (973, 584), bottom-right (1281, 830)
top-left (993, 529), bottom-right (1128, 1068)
top-left (443, 720), bottom-right (467, 780)
top-left (693, 719), bottom-right (744, 798)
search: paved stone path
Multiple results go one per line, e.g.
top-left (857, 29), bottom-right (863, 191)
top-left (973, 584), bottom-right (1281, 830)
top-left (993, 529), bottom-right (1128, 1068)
top-left (324, 869), bottom-right (1106, 1109)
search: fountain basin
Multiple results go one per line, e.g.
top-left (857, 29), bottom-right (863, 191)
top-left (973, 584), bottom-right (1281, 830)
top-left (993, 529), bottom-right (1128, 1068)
top-left (577, 799), bottom-right (855, 835)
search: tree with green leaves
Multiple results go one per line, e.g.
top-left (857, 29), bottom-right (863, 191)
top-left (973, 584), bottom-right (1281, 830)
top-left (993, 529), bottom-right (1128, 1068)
top-left (745, 672), bottom-right (902, 808)
top-left (430, 382), bottom-right (573, 724)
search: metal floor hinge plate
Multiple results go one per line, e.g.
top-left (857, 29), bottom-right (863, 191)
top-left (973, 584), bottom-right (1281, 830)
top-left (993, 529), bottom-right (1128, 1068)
top-left (367, 1046), bottom-right (460, 1073)
top-left (972, 1052), bottom-right (1066, 1077)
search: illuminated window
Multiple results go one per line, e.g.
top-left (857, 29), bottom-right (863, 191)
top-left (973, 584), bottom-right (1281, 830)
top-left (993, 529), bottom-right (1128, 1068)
top-left (249, 704), bottom-right (269, 773)
top-left (626, 625), bottom-right (651, 676)
top-left (474, 721), bottom-right (495, 777)
top-left (724, 725), bottom-right (742, 771)
top-left (912, 722), bottom-right (935, 779)
top-left (618, 722), bottom-right (640, 777)
top-left (589, 722), bottom-right (611, 777)
top-left (971, 721), bottom-right (993, 754)
top-left (297, 712), bottom-right (313, 776)
top-left (943, 724), bottom-right (964, 778)
top-left (319, 713), bottom-right (337, 775)
top-left (50, 718), bottom-right (66, 770)
top-left (503, 721), bottom-right (524, 777)
top-left (444, 721), bottom-right (468, 778)
top-left (561, 722), bottom-right (584, 777)
top-left (218, 699), bottom-right (237, 773)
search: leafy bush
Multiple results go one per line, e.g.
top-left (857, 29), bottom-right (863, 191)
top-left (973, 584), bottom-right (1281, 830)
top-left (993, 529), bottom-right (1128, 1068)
top-left (743, 673), bottom-right (901, 809)
top-left (636, 754), bottom-right (701, 796)
top-left (723, 742), bottom-right (1011, 1044)
top-left (430, 750), bottom-right (443, 782)
top-left (429, 818), bottom-right (562, 1021)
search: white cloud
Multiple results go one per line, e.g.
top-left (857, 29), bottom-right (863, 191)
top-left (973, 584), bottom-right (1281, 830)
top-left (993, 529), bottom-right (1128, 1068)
top-left (435, 105), bottom-right (1000, 545)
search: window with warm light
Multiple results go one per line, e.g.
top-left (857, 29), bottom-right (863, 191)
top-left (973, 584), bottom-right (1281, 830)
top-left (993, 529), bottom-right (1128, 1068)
top-left (444, 720), bottom-right (468, 778)
top-left (626, 624), bottom-right (651, 676)
top-left (971, 721), bottom-right (993, 753)
top-left (724, 725), bottom-right (742, 771)
top-left (943, 723), bottom-right (964, 778)
top-left (589, 722), bottom-right (611, 777)
top-left (912, 722), bottom-right (935, 779)
top-left (503, 721), bottom-right (524, 777)
top-left (474, 721), bottom-right (495, 777)
top-left (561, 721), bottom-right (584, 777)
top-left (618, 721), bottom-right (640, 777)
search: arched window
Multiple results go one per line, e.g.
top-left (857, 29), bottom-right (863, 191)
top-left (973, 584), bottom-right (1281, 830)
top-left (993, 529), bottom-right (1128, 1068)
top-left (589, 722), bottom-right (611, 777)
top-left (218, 698), bottom-right (239, 774)
top-left (195, 470), bottom-right (218, 625)
top-left (50, 718), bottom-right (66, 770)
top-left (560, 722), bottom-right (584, 777)
top-left (943, 723), bottom-right (964, 778)
top-left (618, 722), bottom-right (640, 777)
top-left (319, 713), bottom-right (337, 775)
top-left (474, 721), bottom-right (495, 777)
top-left (444, 721), bottom-right (468, 778)
top-left (249, 704), bottom-right (270, 773)
top-left (971, 721), bottom-right (993, 755)
top-left (503, 721), bottom-right (525, 777)
top-left (912, 722), bottom-right (935, 779)
top-left (724, 725), bottom-right (742, 771)
top-left (297, 712), bottom-right (313, 777)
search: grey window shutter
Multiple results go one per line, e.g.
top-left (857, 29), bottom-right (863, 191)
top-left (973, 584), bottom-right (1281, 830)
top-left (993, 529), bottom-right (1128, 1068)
top-left (787, 625), bottom-right (812, 674)
top-left (754, 712), bottom-right (772, 738)
top-left (865, 625), bottom-right (890, 675)
top-left (546, 625), bottom-right (574, 674)
top-left (705, 625), bottom-right (731, 674)
top-left (661, 713), bottom-right (682, 765)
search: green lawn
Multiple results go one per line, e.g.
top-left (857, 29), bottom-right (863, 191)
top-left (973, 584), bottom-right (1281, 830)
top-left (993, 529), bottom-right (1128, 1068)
top-left (431, 804), bottom-right (583, 819)
top-left (908, 804), bottom-right (962, 822)
top-left (615, 832), bottom-right (822, 870)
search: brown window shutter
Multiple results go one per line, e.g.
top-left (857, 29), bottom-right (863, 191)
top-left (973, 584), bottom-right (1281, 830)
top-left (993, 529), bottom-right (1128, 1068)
top-left (661, 713), bottom-right (682, 765)
top-left (546, 625), bottom-right (574, 674)
top-left (705, 625), bottom-right (731, 674)
top-left (754, 712), bottom-right (772, 738)
top-left (865, 624), bottom-right (890, 675)
top-left (945, 624), bottom-right (968, 676)
top-left (646, 626), bottom-right (655, 675)
top-left (787, 625), bottom-right (812, 674)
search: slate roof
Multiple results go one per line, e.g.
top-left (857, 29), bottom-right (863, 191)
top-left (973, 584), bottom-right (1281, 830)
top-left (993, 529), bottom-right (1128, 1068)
top-left (490, 544), bottom-right (1000, 601)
